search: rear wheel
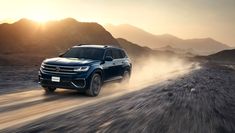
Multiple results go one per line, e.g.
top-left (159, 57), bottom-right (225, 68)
top-left (86, 73), bottom-right (102, 97)
top-left (44, 87), bottom-right (56, 93)
top-left (122, 71), bottom-right (130, 84)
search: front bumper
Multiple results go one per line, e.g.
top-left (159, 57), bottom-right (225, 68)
top-left (38, 70), bottom-right (89, 90)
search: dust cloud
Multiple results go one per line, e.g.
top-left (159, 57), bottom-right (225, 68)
top-left (102, 56), bottom-right (196, 95)
top-left (130, 56), bottom-right (193, 85)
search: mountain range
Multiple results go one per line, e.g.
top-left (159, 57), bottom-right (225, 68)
top-left (0, 18), bottom-right (170, 65)
top-left (0, 18), bottom-right (119, 55)
top-left (0, 18), bottom-right (122, 65)
top-left (0, 18), bottom-right (234, 65)
top-left (117, 38), bottom-right (176, 60)
top-left (105, 24), bottom-right (230, 55)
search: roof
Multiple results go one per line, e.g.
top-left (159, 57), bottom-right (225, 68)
top-left (73, 44), bottom-right (121, 49)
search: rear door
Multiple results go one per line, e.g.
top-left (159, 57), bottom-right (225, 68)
top-left (111, 48), bottom-right (124, 77)
top-left (102, 49), bottom-right (116, 81)
top-left (119, 49), bottom-right (128, 75)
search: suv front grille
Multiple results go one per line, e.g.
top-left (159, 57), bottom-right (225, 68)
top-left (41, 63), bottom-right (77, 74)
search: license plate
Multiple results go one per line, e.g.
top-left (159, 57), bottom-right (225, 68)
top-left (51, 76), bottom-right (60, 82)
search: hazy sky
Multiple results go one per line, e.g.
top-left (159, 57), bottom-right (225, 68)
top-left (0, 0), bottom-right (234, 46)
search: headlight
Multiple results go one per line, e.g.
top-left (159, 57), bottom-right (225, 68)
top-left (73, 66), bottom-right (90, 72)
top-left (40, 62), bottom-right (45, 68)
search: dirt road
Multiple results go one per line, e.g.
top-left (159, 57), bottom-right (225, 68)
top-left (1, 62), bottom-right (235, 133)
top-left (0, 63), bottom-right (195, 132)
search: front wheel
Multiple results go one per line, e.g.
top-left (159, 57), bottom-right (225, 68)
top-left (43, 87), bottom-right (56, 93)
top-left (86, 73), bottom-right (102, 97)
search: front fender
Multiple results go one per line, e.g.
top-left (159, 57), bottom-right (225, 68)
top-left (86, 64), bottom-right (103, 80)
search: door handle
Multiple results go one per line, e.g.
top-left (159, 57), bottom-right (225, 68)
top-left (113, 62), bottom-right (116, 65)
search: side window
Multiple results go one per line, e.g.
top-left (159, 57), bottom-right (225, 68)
top-left (105, 49), bottom-right (112, 58)
top-left (120, 50), bottom-right (127, 58)
top-left (111, 49), bottom-right (118, 59)
top-left (112, 49), bottom-right (124, 59)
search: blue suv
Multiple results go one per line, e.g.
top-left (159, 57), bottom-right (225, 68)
top-left (39, 45), bottom-right (132, 96)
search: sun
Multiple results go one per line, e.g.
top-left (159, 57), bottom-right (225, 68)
top-left (26, 9), bottom-right (55, 23)
top-left (27, 13), bottom-right (52, 23)
top-left (31, 16), bottom-right (49, 23)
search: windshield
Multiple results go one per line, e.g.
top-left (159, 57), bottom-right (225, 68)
top-left (62, 47), bottom-right (105, 60)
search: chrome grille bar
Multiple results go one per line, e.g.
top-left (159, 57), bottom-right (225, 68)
top-left (41, 63), bottom-right (77, 74)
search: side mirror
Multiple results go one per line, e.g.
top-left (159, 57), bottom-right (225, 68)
top-left (58, 53), bottom-right (64, 57)
top-left (104, 56), bottom-right (113, 61)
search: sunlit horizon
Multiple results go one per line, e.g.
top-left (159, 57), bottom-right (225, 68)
top-left (0, 0), bottom-right (235, 46)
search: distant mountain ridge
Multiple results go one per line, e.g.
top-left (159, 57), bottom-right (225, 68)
top-left (117, 38), bottom-right (177, 62)
top-left (105, 24), bottom-right (230, 55)
top-left (206, 49), bottom-right (235, 62)
top-left (0, 18), bottom-right (119, 55)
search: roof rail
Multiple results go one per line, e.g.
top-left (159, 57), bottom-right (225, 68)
top-left (74, 44), bottom-right (118, 48)
top-left (77, 44), bottom-right (96, 46)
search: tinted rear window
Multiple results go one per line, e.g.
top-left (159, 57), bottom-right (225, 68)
top-left (105, 49), bottom-right (112, 58)
top-left (120, 50), bottom-right (127, 58)
top-left (112, 49), bottom-right (124, 59)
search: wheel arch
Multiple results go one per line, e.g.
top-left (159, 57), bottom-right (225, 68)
top-left (123, 66), bottom-right (131, 76)
top-left (90, 68), bottom-right (103, 81)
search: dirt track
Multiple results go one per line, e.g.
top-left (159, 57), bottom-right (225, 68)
top-left (1, 62), bottom-right (235, 133)
top-left (0, 62), bottom-right (193, 132)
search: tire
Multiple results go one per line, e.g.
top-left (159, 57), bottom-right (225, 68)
top-left (86, 73), bottom-right (102, 96)
top-left (122, 71), bottom-right (130, 84)
top-left (44, 87), bottom-right (56, 93)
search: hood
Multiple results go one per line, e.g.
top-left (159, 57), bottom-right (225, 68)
top-left (43, 57), bottom-right (101, 66)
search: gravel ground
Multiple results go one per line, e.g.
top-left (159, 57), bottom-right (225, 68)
top-left (0, 66), bottom-right (39, 95)
top-left (3, 62), bottom-right (235, 133)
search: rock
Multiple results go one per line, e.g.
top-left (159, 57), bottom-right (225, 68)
top-left (168, 92), bottom-right (173, 97)
top-left (191, 88), bottom-right (196, 93)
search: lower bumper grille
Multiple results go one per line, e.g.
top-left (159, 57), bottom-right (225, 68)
top-left (39, 78), bottom-right (86, 89)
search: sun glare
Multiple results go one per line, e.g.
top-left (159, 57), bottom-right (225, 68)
top-left (25, 7), bottom-right (56, 23)
top-left (28, 15), bottom-right (52, 23)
